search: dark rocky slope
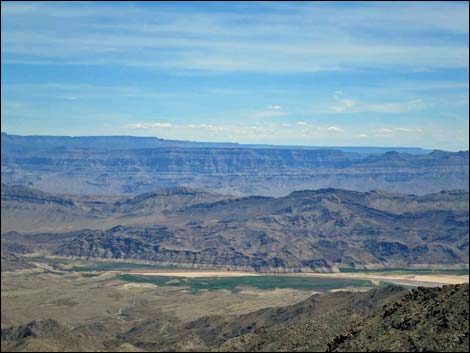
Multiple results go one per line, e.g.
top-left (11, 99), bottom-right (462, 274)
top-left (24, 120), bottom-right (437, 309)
top-left (328, 284), bottom-right (470, 352)
top-left (210, 283), bottom-right (469, 352)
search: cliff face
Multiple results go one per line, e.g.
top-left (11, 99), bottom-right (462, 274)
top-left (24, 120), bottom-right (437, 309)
top-left (3, 186), bottom-right (468, 271)
top-left (2, 134), bottom-right (468, 196)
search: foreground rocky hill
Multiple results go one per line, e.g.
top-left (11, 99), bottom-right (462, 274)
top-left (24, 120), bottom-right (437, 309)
top-left (328, 284), bottom-right (470, 352)
top-left (2, 185), bottom-right (468, 271)
top-left (2, 133), bottom-right (467, 196)
top-left (213, 283), bottom-right (469, 352)
top-left (2, 284), bottom-right (468, 352)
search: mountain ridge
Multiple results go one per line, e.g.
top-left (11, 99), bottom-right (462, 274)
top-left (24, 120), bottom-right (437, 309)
top-left (2, 185), bottom-right (468, 271)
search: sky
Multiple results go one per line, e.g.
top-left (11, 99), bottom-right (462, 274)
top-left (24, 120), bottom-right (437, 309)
top-left (1, 1), bottom-right (469, 150)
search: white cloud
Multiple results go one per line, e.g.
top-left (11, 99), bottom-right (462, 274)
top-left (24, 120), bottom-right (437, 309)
top-left (326, 97), bottom-right (428, 114)
top-left (393, 127), bottom-right (423, 133)
top-left (127, 122), bottom-right (228, 132)
top-left (296, 121), bottom-right (308, 126)
top-left (327, 126), bottom-right (344, 133)
top-left (267, 105), bottom-right (282, 110)
top-left (374, 127), bottom-right (423, 136)
top-left (186, 124), bottom-right (225, 131)
top-left (331, 99), bottom-right (356, 113)
top-left (127, 122), bottom-right (172, 129)
top-left (363, 100), bottom-right (428, 113)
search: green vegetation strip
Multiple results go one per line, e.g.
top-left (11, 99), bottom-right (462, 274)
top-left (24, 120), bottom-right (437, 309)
top-left (339, 268), bottom-right (469, 275)
top-left (118, 274), bottom-right (380, 293)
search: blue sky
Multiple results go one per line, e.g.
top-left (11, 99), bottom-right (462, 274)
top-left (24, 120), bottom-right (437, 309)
top-left (1, 1), bottom-right (469, 150)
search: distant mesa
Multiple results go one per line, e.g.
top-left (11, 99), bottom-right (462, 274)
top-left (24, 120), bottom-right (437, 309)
top-left (1, 133), bottom-right (468, 196)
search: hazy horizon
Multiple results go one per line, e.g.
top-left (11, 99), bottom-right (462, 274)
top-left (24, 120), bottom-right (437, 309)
top-left (0, 130), bottom-right (457, 151)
